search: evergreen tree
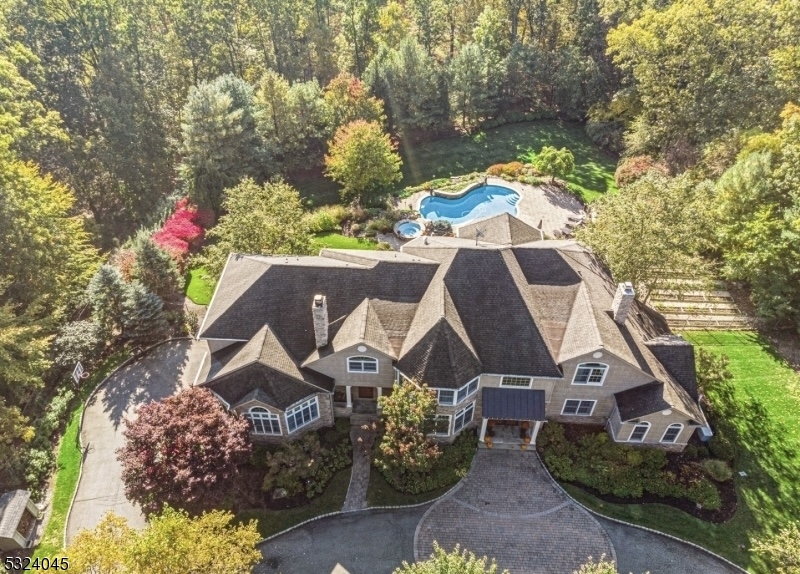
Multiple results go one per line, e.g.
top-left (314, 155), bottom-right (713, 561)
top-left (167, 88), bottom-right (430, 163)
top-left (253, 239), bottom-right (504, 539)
top-left (131, 234), bottom-right (184, 300)
top-left (179, 75), bottom-right (263, 215)
top-left (449, 43), bottom-right (490, 134)
top-left (52, 320), bottom-right (105, 367)
top-left (121, 282), bottom-right (169, 345)
top-left (86, 265), bottom-right (127, 336)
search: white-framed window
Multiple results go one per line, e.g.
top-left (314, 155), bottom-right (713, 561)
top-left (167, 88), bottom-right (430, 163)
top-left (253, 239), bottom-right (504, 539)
top-left (661, 423), bottom-right (683, 444)
top-left (348, 356), bottom-right (378, 373)
top-left (572, 363), bottom-right (608, 386)
top-left (453, 402), bottom-right (475, 433)
top-left (500, 376), bottom-right (532, 388)
top-left (561, 399), bottom-right (596, 416)
top-left (285, 397), bottom-right (320, 433)
top-left (457, 377), bottom-right (480, 403)
top-left (628, 421), bottom-right (650, 442)
top-left (246, 407), bottom-right (281, 435)
top-left (433, 378), bottom-right (480, 406)
top-left (427, 414), bottom-right (451, 437)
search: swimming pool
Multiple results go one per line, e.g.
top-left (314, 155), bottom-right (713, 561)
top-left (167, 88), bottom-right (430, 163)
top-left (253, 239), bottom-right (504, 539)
top-left (419, 185), bottom-right (520, 226)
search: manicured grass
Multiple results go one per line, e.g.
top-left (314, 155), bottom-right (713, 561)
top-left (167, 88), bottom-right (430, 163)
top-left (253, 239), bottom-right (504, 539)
top-left (234, 467), bottom-right (352, 539)
top-left (295, 121), bottom-right (618, 205)
top-left (562, 331), bottom-right (800, 573)
top-left (366, 469), bottom-right (452, 507)
top-left (311, 232), bottom-right (378, 251)
top-left (34, 350), bottom-right (130, 558)
top-left (184, 266), bottom-right (215, 305)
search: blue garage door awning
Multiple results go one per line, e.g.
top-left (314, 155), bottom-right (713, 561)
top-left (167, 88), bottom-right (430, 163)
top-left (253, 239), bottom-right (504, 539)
top-left (482, 388), bottom-right (546, 421)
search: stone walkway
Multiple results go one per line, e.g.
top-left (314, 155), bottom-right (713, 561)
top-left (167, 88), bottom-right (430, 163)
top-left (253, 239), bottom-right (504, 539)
top-left (415, 450), bottom-right (614, 573)
top-left (342, 426), bottom-right (377, 511)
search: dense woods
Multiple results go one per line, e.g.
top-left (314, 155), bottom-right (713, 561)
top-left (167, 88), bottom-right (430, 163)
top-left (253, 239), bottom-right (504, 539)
top-left (1, 0), bottom-right (799, 534)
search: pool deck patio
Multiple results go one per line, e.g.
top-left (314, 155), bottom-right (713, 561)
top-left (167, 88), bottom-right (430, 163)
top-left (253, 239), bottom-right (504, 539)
top-left (404, 177), bottom-right (584, 239)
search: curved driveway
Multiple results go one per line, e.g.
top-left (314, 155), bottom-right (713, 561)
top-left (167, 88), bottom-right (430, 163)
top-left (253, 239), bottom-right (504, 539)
top-left (65, 339), bottom-right (208, 544)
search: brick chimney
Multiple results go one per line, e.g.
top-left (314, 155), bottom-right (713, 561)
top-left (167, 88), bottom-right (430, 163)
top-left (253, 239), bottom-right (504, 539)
top-left (312, 295), bottom-right (328, 348)
top-left (611, 282), bottom-right (635, 325)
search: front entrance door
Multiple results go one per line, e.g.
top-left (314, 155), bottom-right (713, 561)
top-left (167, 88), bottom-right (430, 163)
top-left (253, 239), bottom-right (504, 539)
top-left (357, 386), bottom-right (374, 399)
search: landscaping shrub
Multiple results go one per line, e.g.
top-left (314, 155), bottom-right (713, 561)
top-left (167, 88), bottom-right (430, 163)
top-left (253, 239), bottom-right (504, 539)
top-left (709, 428), bottom-right (736, 462)
top-left (152, 197), bottom-right (211, 267)
top-left (538, 422), bottom-right (723, 508)
top-left (261, 431), bottom-right (352, 499)
top-left (501, 161), bottom-right (524, 177)
top-left (366, 217), bottom-right (393, 233)
top-left (376, 430), bottom-right (477, 495)
top-left (701, 459), bottom-right (734, 482)
top-left (307, 205), bottom-right (349, 233)
top-left (375, 241), bottom-right (393, 250)
top-left (350, 223), bottom-right (363, 235)
top-left (487, 164), bottom-right (505, 176)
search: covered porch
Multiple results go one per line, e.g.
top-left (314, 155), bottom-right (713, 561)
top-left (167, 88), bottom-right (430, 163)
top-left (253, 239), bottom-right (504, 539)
top-left (479, 388), bottom-right (546, 450)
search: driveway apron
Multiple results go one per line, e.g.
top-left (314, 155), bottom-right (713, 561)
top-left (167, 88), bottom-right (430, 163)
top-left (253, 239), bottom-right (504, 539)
top-left (65, 339), bottom-right (208, 544)
top-left (415, 449), bottom-right (614, 573)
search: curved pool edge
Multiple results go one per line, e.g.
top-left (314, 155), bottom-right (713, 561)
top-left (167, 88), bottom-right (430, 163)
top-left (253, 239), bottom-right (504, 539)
top-left (417, 181), bottom-right (521, 227)
top-left (412, 177), bottom-right (523, 213)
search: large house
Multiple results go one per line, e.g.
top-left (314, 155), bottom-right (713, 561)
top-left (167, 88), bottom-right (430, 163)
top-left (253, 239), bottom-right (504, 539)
top-left (196, 214), bottom-right (709, 451)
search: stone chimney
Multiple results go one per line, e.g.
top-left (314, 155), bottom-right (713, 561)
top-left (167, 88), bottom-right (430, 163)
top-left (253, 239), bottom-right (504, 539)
top-left (611, 282), bottom-right (636, 325)
top-left (312, 295), bottom-right (328, 348)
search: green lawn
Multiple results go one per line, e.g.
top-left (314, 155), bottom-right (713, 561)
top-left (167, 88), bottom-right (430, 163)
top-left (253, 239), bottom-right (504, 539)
top-left (294, 121), bottom-right (618, 205)
top-left (366, 469), bottom-right (452, 507)
top-left (34, 350), bottom-right (130, 558)
top-left (564, 331), bottom-right (800, 573)
top-left (234, 467), bottom-right (351, 539)
top-left (311, 232), bottom-right (378, 251)
top-left (184, 266), bottom-right (215, 305)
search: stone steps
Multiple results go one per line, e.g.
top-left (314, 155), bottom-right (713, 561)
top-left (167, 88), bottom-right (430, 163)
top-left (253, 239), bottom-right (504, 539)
top-left (350, 413), bottom-right (379, 427)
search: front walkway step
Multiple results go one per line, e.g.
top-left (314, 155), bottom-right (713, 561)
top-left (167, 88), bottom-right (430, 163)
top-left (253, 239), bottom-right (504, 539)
top-left (342, 427), bottom-right (377, 512)
top-left (350, 413), bottom-right (378, 427)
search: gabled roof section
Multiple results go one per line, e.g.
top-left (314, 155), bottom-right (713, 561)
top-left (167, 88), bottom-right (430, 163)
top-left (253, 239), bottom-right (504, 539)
top-left (442, 249), bottom-right (562, 377)
top-left (645, 335), bottom-right (699, 400)
top-left (456, 213), bottom-right (543, 245)
top-left (558, 283), bottom-right (603, 362)
top-left (614, 380), bottom-right (706, 425)
top-left (0, 490), bottom-right (30, 539)
top-left (203, 324), bottom-right (334, 410)
top-left (198, 251), bottom-right (438, 359)
top-left (398, 256), bottom-right (482, 387)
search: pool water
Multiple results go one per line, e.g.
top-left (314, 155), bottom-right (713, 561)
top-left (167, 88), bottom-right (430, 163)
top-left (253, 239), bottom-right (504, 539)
top-left (395, 220), bottom-right (423, 238)
top-left (419, 185), bottom-right (520, 225)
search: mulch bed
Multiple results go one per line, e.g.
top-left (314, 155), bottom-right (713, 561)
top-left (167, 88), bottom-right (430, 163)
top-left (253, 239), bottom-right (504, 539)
top-left (555, 424), bottom-right (738, 523)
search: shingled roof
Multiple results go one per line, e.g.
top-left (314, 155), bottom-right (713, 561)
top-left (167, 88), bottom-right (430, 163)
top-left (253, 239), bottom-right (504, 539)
top-left (456, 212), bottom-right (543, 245)
top-left (198, 221), bottom-right (703, 423)
top-left (614, 381), bottom-right (704, 425)
top-left (202, 324), bottom-right (334, 410)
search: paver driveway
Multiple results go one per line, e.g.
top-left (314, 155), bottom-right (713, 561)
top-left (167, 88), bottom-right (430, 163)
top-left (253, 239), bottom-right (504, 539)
top-left (65, 339), bottom-right (209, 544)
top-left (416, 449), bottom-right (614, 573)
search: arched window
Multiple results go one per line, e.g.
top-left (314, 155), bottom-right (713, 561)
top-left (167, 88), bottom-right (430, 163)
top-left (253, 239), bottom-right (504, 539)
top-left (628, 421), bottom-right (650, 442)
top-left (572, 363), bottom-right (609, 386)
top-left (348, 356), bottom-right (378, 373)
top-left (661, 423), bottom-right (683, 444)
top-left (246, 407), bottom-right (281, 435)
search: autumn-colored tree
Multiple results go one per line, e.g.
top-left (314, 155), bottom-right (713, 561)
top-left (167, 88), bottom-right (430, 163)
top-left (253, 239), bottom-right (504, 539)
top-left (323, 74), bottom-right (385, 134)
top-left (67, 508), bottom-right (261, 574)
top-left (117, 387), bottom-right (252, 514)
top-left (375, 381), bottom-right (441, 477)
top-left (325, 120), bottom-right (402, 204)
top-left (395, 543), bottom-right (508, 574)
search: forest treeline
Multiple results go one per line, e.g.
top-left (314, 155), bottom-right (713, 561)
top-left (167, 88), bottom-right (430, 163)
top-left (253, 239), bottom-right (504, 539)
top-left (0, 0), bottom-right (799, 495)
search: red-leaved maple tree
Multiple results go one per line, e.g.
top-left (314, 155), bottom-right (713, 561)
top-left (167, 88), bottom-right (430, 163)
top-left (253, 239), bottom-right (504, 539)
top-left (117, 387), bottom-right (252, 515)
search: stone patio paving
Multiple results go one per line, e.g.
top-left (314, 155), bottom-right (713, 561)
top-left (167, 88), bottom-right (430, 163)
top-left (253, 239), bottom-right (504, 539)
top-left (415, 449), bottom-right (614, 573)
